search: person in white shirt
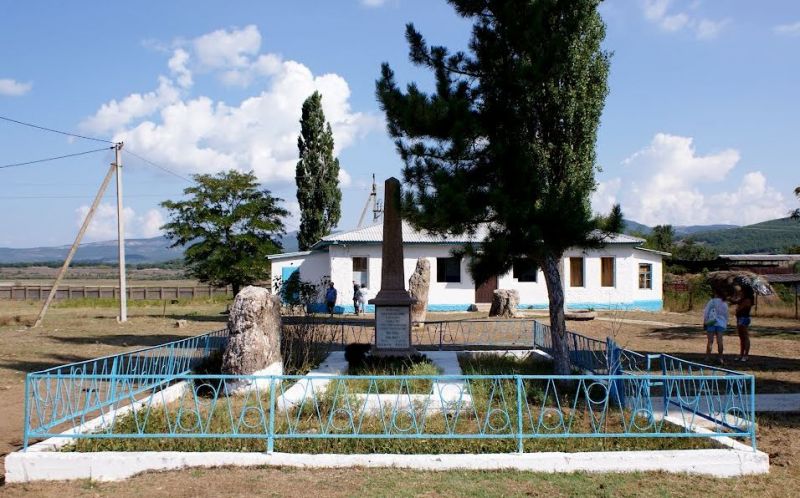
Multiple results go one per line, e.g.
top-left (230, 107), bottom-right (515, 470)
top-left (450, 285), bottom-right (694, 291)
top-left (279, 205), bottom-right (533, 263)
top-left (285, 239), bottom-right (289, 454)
top-left (702, 290), bottom-right (729, 365)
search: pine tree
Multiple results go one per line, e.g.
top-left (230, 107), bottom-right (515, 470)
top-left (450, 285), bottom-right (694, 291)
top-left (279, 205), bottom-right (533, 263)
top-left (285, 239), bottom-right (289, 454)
top-left (296, 91), bottom-right (342, 250)
top-left (376, 0), bottom-right (622, 375)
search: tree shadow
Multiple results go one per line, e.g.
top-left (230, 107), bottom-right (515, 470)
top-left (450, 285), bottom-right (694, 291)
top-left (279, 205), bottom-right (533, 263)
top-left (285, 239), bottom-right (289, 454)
top-left (164, 313), bottom-right (227, 323)
top-left (47, 334), bottom-right (191, 349)
top-left (0, 354), bottom-right (93, 373)
top-left (651, 325), bottom-right (800, 341)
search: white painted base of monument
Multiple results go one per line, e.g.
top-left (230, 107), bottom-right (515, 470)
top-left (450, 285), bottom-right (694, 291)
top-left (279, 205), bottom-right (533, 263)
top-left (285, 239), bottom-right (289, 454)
top-left (222, 361), bottom-right (284, 396)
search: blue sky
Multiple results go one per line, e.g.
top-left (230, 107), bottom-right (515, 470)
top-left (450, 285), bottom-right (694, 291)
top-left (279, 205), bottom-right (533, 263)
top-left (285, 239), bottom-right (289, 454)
top-left (1, 0), bottom-right (798, 248)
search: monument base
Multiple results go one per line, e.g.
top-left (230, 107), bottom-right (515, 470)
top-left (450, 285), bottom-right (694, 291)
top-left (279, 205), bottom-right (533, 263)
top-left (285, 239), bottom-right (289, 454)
top-left (370, 346), bottom-right (419, 358)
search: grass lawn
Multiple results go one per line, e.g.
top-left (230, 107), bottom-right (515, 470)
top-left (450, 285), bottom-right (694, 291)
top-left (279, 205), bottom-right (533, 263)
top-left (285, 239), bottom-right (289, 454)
top-left (2, 300), bottom-right (799, 495)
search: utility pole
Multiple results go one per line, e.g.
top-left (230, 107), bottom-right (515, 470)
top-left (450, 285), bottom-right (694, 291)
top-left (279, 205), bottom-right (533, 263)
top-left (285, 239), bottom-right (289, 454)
top-left (33, 163), bottom-right (117, 328)
top-left (115, 142), bottom-right (127, 322)
top-left (357, 174), bottom-right (383, 228)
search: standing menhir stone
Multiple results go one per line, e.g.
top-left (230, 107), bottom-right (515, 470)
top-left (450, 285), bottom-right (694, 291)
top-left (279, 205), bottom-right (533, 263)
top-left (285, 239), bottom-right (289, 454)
top-left (489, 289), bottom-right (519, 318)
top-left (222, 286), bottom-right (283, 393)
top-left (369, 177), bottom-right (417, 356)
top-left (408, 258), bottom-right (430, 325)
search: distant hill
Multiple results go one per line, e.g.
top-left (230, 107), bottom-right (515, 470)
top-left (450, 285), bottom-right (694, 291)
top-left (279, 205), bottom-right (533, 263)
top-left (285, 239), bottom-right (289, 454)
top-left (689, 217), bottom-right (800, 254)
top-left (0, 230), bottom-right (300, 265)
top-left (622, 220), bottom-right (739, 237)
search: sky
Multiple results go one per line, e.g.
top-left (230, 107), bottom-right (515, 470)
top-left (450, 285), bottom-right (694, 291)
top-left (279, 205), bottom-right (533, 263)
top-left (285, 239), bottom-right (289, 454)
top-left (0, 0), bottom-right (798, 248)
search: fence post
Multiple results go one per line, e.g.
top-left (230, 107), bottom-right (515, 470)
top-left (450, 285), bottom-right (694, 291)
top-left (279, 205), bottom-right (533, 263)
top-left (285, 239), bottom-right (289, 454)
top-left (516, 376), bottom-right (524, 453)
top-left (22, 374), bottom-right (30, 450)
top-left (267, 377), bottom-right (276, 453)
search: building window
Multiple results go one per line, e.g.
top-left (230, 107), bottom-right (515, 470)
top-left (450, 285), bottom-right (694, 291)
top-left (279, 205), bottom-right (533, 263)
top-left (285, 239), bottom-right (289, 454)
top-left (639, 263), bottom-right (653, 289)
top-left (513, 258), bottom-right (538, 282)
top-left (352, 257), bottom-right (368, 287)
top-left (569, 257), bottom-right (584, 287)
top-left (601, 257), bottom-right (615, 287)
top-left (437, 257), bottom-right (461, 283)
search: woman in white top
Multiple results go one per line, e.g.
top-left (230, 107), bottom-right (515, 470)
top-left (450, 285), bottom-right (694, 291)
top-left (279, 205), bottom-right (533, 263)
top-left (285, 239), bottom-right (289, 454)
top-left (703, 290), bottom-right (729, 365)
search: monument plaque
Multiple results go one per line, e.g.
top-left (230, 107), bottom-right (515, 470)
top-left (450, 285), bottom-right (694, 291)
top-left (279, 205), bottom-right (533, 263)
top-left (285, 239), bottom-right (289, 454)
top-left (375, 306), bottom-right (411, 350)
top-left (369, 177), bottom-right (417, 356)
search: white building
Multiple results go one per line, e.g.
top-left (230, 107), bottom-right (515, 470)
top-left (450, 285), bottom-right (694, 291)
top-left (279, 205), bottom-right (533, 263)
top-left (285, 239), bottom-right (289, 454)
top-left (269, 221), bottom-right (666, 313)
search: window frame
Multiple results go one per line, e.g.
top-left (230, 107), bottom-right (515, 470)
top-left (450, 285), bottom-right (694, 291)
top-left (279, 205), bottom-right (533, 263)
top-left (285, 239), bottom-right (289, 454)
top-left (436, 256), bottom-right (462, 283)
top-left (512, 258), bottom-right (538, 283)
top-left (352, 257), bottom-right (369, 287)
top-left (569, 257), bottom-right (585, 287)
top-left (638, 263), bottom-right (653, 290)
top-left (600, 257), bottom-right (615, 288)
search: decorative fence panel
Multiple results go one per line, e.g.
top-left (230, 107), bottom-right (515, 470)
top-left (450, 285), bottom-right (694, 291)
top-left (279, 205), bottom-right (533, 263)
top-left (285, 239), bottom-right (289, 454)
top-left (22, 319), bottom-right (757, 452)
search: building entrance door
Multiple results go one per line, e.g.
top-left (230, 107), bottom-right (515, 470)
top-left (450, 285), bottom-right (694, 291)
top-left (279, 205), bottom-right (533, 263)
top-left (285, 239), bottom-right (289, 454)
top-left (474, 275), bottom-right (498, 303)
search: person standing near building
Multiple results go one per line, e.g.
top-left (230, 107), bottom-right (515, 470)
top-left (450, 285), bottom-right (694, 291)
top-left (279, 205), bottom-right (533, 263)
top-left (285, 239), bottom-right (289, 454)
top-left (735, 287), bottom-right (754, 362)
top-left (352, 282), bottom-right (361, 315)
top-left (357, 284), bottom-right (369, 314)
top-left (703, 289), bottom-right (729, 365)
top-left (325, 282), bottom-right (338, 316)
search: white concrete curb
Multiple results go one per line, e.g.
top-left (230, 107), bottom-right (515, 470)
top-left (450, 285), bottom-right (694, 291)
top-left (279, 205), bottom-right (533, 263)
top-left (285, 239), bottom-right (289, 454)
top-left (5, 448), bottom-right (769, 482)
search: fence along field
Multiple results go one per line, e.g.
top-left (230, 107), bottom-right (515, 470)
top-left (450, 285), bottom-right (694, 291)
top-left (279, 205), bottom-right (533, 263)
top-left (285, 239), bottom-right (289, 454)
top-left (0, 284), bottom-right (232, 301)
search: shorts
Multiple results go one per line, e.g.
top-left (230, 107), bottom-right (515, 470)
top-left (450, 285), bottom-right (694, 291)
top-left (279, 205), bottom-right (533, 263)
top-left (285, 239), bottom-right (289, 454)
top-left (705, 325), bottom-right (725, 334)
top-left (737, 317), bottom-right (751, 327)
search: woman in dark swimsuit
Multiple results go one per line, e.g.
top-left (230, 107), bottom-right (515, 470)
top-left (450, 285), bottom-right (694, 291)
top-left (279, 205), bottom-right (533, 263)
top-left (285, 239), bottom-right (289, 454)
top-left (735, 287), bottom-right (753, 362)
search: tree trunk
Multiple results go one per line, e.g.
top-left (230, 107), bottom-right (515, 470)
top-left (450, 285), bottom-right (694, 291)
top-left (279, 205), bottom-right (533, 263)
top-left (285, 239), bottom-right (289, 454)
top-left (542, 253), bottom-right (571, 375)
top-left (232, 283), bottom-right (241, 296)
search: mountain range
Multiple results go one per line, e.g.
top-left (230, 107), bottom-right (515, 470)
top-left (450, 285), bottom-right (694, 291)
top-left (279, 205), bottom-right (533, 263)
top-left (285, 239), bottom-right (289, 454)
top-left (0, 231), bottom-right (300, 265)
top-left (0, 218), bottom-right (796, 265)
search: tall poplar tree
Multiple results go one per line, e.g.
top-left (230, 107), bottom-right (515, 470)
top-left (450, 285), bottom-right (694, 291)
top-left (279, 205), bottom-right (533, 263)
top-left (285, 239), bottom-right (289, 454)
top-left (376, 0), bottom-right (622, 374)
top-left (295, 91), bottom-right (342, 250)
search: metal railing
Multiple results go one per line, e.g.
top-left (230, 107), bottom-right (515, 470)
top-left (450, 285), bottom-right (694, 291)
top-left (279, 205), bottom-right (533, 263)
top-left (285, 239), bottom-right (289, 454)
top-left (24, 372), bottom-right (755, 453)
top-left (22, 318), bottom-right (757, 451)
top-left (24, 328), bottom-right (229, 447)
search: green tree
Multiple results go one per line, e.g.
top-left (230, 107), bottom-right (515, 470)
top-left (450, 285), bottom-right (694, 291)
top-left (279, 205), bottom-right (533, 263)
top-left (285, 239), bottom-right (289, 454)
top-left (792, 186), bottom-right (800, 220)
top-left (296, 91), bottom-right (342, 250)
top-left (161, 170), bottom-right (288, 295)
top-left (376, 0), bottom-right (620, 375)
top-left (646, 225), bottom-right (675, 253)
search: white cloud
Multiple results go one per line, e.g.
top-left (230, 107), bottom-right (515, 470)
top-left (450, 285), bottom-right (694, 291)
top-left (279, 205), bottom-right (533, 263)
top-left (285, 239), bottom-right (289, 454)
top-left (591, 178), bottom-right (621, 215)
top-left (0, 78), bottom-right (32, 96)
top-left (168, 48), bottom-right (193, 88)
top-left (774, 21), bottom-right (800, 37)
top-left (361, 0), bottom-right (389, 7)
top-left (594, 133), bottom-right (789, 226)
top-left (641, 0), bottom-right (729, 40)
top-left (81, 77), bottom-right (181, 133)
top-left (83, 25), bottom-right (379, 185)
top-left (76, 204), bottom-right (165, 241)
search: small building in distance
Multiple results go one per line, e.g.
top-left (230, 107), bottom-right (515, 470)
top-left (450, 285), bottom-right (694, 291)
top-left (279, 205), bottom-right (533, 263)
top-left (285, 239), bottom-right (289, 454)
top-left (718, 254), bottom-right (800, 275)
top-left (269, 221), bottom-right (667, 313)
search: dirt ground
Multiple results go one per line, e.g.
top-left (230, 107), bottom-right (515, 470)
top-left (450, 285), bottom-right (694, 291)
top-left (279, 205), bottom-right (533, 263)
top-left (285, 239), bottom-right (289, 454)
top-left (1, 301), bottom-right (799, 496)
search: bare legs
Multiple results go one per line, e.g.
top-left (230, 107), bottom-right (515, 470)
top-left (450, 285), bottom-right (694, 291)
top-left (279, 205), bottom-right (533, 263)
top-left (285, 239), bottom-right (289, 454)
top-left (737, 324), bottom-right (750, 361)
top-left (706, 332), bottom-right (724, 365)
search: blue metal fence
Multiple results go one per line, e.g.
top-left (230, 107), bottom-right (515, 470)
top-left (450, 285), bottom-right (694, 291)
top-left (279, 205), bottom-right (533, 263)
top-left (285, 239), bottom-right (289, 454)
top-left (22, 318), bottom-right (757, 451)
top-left (24, 373), bottom-right (754, 453)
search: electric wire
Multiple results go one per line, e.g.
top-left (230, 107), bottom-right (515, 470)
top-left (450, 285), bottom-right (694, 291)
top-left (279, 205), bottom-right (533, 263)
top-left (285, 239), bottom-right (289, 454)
top-left (0, 147), bottom-right (113, 169)
top-left (0, 115), bottom-right (114, 144)
top-left (125, 148), bottom-right (192, 182)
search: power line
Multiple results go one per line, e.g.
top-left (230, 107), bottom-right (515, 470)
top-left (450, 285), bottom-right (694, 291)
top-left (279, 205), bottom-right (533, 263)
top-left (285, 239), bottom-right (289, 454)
top-left (125, 148), bottom-right (192, 182)
top-left (0, 147), bottom-right (113, 170)
top-left (0, 115), bottom-right (114, 144)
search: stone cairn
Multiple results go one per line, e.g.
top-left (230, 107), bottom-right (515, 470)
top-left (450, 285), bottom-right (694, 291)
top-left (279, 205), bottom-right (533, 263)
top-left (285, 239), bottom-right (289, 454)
top-left (408, 258), bottom-right (430, 325)
top-left (222, 286), bottom-right (283, 393)
top-left (489, 289), bottom-right (519, 318)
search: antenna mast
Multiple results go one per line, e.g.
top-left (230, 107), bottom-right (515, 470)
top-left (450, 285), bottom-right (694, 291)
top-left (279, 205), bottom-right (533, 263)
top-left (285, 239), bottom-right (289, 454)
top-left (357, 174), bottom-right (383, 227)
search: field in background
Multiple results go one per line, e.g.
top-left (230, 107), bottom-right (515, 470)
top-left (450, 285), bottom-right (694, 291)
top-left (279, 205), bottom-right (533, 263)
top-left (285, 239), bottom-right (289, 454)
top-left (0, 301), bottom-right (799, 495)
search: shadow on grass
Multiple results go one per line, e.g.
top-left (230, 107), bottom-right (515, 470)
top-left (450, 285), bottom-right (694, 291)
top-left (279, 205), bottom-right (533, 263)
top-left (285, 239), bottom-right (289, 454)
top-left (47, 334), bottom-right (192, 349)
top-left (0, 354), bottom-right (93, 373)
top-left (651, 325), bottom-right (800, 342)
top-left (164, 313), bottom-right (227, 323)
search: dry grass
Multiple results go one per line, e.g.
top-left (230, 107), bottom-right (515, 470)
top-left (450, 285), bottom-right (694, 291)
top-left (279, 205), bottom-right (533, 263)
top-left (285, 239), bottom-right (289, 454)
top-left (1, 302), bottom-right (799, 495)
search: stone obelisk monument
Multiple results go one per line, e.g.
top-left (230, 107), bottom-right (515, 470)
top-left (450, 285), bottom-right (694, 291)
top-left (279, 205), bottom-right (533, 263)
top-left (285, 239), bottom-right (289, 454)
top-left (369, 177), bottom-right (416, 356)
